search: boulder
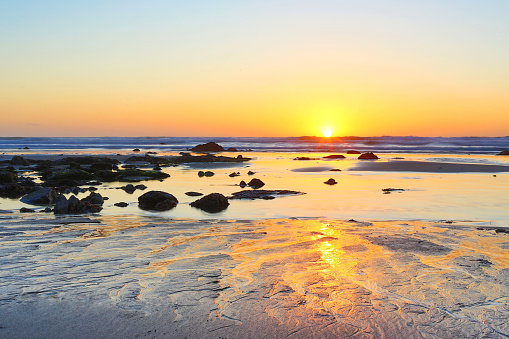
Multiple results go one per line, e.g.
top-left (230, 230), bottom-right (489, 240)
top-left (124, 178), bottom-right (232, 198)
top-left (247, 171), bottom-right (255, 175)
top-left (190, 193), bottom-right (229, 213)
top-left (138, 190), bottom-right (178, 211)
top-left (0, 171), bottom-right (16, 184)
top-left (358, 152), bottom-right (379, 160)
top-left (190, 142), bottom-right (224, 153)
top-left (226, 147), bottom-right (238, 152)
top-left (114, 202), bottom-right (128, 207)
top-left (248, 178), bottom-right (265, 189)
top-left (20, 187), bottom-right (57, 205)
top-left (324, 178), bottom-right (337, 185)
top-left (20, 207), bottom-right (36, 213)
top-left (10, 156), bottom-right (30, 166)
top-left (122, 184), bottom-right (136, 194)
top-left (239, 180), bottom-right (247, 188)
top-left (346, 150), bottom-right (361, 154)
top-left (81, 192), bottom-right (104, 205)
top-left (497, 150), bottom-right (509, 155)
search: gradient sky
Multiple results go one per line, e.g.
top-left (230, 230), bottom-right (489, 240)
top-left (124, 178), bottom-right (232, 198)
top-left (1, 1), bottom-right (508, 137)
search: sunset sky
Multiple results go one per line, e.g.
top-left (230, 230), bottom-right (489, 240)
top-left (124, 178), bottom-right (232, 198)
top-left (1, 1), bottom-right (508, 137)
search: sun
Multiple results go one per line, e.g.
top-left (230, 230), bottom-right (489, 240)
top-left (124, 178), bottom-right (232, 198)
top-left (322, 129), bottom-right (332, 138)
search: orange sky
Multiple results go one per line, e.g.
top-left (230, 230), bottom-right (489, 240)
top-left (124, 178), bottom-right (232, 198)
top-left (1, 1), bottom-right (508, 137)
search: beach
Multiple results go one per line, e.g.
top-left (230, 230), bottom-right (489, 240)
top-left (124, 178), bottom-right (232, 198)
top-left (1, 146), bottom-right (509, 338)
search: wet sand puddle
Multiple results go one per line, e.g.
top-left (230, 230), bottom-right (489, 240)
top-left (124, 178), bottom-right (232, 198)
top-left (1, 213), bottom-right (508, 338)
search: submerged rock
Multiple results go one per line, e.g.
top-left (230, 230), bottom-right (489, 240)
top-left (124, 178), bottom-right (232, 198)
top-left (229, 189), bottom-right (304, 200)
top-left (358, 152), bottom-right (379, 160)
top-left (190, 193), bottom-right (229, 213)
top-left (138, 190), bottom-right (178, 211)
top-left (185, 191), bottom-right (204, 197)
top-left (114, 202), bottom-right (128, 208)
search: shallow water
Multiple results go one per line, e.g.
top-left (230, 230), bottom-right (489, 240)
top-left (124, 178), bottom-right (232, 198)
top-left (3, 152), bottom-right (509, 225)
top-left (1, 214), bottom-right (508, 338)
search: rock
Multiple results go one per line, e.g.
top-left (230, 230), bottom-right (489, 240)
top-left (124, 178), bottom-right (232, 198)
top-left (294, 157), bottom-right (317, 161)
top-left (185, 192), bottom-right (204, 197)
top-left (227, 147), bottom-right (238, 152)
top-left (135, 184), bottom-right (147, 190)
top-left (204, 171), bottom-right (214, 177)
top-left (54, 195), bottom-right (70, 214)
top-left (133, 148), bottom-right (141, 152)
top-left (190, 193), bottom-right (229, 213)
top-left (497, 150), bottom-right (509, 155)
top-left (23, 146), bottom-right (29, 149)
top-left (358, 152), bottom-right (379, 160)
top-left (330, 169), bottom-right (342, 172)
top-left (382, 188), bottom-right (405, 194)
top-left (198, 171), bottom-right (205, 177)
top-left (347, 150), bottom-right (361, 154)
top-left (323, 154), bottom-right (346, 159)
top-left (122, 184), bottom-right (136, 194)
top-left (81, 192), bottom-right (104, 205)
top-left (20, 187), bottom-right (57, 205)
top-left (229, 172), bottom-right (240, 177)
top-left (248, 178), bottom-right (265, 189)
top-left (190, 142), bottom-right (224, 153)
top-left (153, 166), bottom-right (162, 171)
top-left (324, 178), bottom-right (337, 185)
top-left (138, 191), bottom-right (178, 211)
top-left (10, 156), bottom-right (30, 166)
top-left (239, 180), bottom-right (247, 188)
top-left (43, 207), bottom-right (52, 213)
top-left (248, 171), bottom-right (255, 175)
top-left (229, 190), bottom-right (304, 200)
top-left (20, 207), bottom-right (35, 213)
top-left (90, 163), bottom-right (113, 171)
top-left (0, 171), bottom-right (16, 184)
top-left (54, 194), bottom-right (103, 214)
top-left (114, 202), bottom-right (128, 208)
top-left (0, 183), bottom-right (35, 199)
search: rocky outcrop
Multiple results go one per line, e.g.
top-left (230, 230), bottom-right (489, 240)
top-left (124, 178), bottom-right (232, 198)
top-left (54, 194), bottom-right (103, 214)
top-left (346, 150), bottom-right (361, 154)
top-left (10, 156), bottom-right (30, 166)
top-left (138, 190), bottom-right (178, 211)
top-left (190, 193), bottom-right (229, 213)
top-left (358, 152), bottom-right (379, 160)
top-left (497, 150), bottom-right (509, 155)
top-left (191, 142), bottom-right (224, 153)
top-left (323, 154), bottom-right (345, 159)
top-left (0, 171), bottom-right (16, 184)
top-left (20, 187), bottom-right (58, 205)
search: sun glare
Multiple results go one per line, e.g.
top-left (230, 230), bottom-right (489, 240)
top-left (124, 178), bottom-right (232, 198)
top-left (322, 129), bottom-right (332, 138)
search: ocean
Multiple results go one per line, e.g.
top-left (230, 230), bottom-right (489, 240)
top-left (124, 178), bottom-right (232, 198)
top-left (1, 136), bottom-right (508, 154)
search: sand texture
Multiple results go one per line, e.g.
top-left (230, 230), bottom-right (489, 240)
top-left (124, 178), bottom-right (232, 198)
top-left (1, 214), bottom-right (509, 338)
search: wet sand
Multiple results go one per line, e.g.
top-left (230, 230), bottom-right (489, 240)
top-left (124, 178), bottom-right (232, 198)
top-left (352, 160), bottom-right (509, 172)
top-left (1, 214), bottom-right (509, 338)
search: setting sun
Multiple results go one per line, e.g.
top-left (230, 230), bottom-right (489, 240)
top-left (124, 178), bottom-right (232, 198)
top-left (322, 129), bottom-right (332, 138)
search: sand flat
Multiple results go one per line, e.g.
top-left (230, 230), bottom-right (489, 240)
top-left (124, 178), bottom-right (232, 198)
top-left (1, 213), bottom-right (508, 338)
top-left (351, 160), bottom-right (509, 172)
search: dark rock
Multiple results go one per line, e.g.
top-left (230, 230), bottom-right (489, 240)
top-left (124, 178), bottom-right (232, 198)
top-left (43, 207), bottom-right (52, 213)
top-left (55, 157), bottom-right (120, 166)
top-left (323, 154), bottom-right (346, 159)
top-left (248, 178), bottom-right (265, 189)
top-left (20, 188), bottom-right (58, 205)
top-left (358, 152), bottom-right (379, 160)
top-left (153, 166), bottom-right (162, 171)
top-left (68, 162), bottom-right (81, 170)
top-left (138, 191), bottom-right (178, 211)
top-left (0, 171), bottom-right (16, 184)
top-left (81, 192), bottom-right (104, 205)
top-left (133, 148), bottom-right (141, 152)
top-left (294, 157), bottom-right (317, 161)
top-left (347, 150), bottom-right (361, 154)
top-left (90, 163), bottom-right (113, 171)
top-left (54, 193), bottom-right (103, 214)
top-left (229, 172), bottom-right (240, 177)
top-left (198, 171), bottom-right (205, 177)
top-left (23, 146), bottom-right (29, 149)
top-left (123, 164), bottom-right (137, 169)
top-left (10, 156), bottom-right (30, 166)
top-left (239, 180), bottom-right (247, 188)
top-left (185, 192), bottom-right (204, 197)
top-left (497, 150), bottom-right (509, 155)
top-left (190, 142), bottom-right (224, 153)
top-left (227, 147), bottom-right (238, 152)
top-left (122, 184), bottom-right (136, 194)
top-left (49, 169), bottom-right (94, 181)
top-left (324, 178), bottom-right (337, 185)
top-left (330, 169), bottom-right (342, 172)
top-left (0, 183), bottom-right (36, 198)
top-left (190, 193), bottom-right (229, 213)
top-left (382, 188), bottom-right (405, 194)
top-left (71, 187), bottom-right (80, 195)
top-left (20, 207), bottom-right (35, 213)
top-left (135, 184), bottom-right (147, 190)
top-left (229, 190), bottom-right (304, 200)
top-left (114, 202), bottom-right (129, 208)
top-left (54, 195), bottom-right (70, 214)
top-left (248, 171), bottom-right (255, 175)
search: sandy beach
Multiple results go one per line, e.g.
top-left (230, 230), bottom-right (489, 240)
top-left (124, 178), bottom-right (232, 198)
top-left (1, 149), bottom-right (509, 338)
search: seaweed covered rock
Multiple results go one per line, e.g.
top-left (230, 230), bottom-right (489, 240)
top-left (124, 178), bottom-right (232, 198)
top-left (190, 193), bottom-right (229, 213)
top-left (138, 190), bottom-right (178, 211)
top-left (191, 142), bottom-right (224, 153)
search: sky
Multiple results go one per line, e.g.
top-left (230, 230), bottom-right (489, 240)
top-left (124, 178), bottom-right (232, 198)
top-left (1, 1), bottom-right (508, 137)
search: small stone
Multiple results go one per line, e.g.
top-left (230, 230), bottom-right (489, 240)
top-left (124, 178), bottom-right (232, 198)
top-left (324, 178), bottom-right (337, 185)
